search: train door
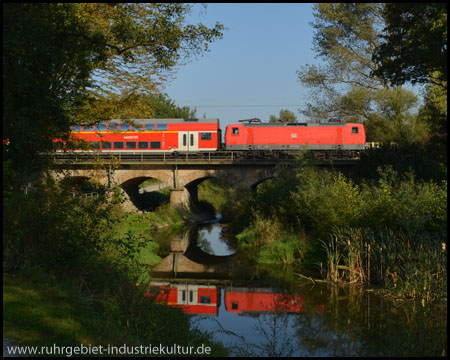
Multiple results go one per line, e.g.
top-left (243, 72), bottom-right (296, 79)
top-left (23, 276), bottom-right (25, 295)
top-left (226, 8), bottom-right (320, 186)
top-left (247, 128), bottom-right (253, 149)
top-left (177, 285), bottom-right (198, 305)
top-left (336, 128), bottom-right (343, 145)
top-left (178, 132), bottom-right (198, 152)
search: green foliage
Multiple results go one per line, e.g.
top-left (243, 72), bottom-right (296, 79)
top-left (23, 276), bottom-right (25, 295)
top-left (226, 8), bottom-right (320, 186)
top-left (269, 109), bottom-right (298, 123)
top-left (236, 215), bottom-right (306, 266)
top-left (223, 160), bottom-right (447, 302)
top-left (144, 93), bottom-right (197, 119)
top-left (297, 3), bottom-right (445, 145)
top-left (418, 78), bottom-right (447, 134)
top-left (297, 3), bottom-right (385, 121)
top-left (358, 142), bottom-right (447, 182)
top-left (373, 3), bottom-right (447, 87)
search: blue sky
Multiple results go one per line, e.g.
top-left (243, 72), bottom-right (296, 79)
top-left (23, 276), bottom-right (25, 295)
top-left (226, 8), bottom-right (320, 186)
top-left (163, 3), bottom-right (319, 129)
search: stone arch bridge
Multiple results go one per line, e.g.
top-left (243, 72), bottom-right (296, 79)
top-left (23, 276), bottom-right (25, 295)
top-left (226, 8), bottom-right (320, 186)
top-left (51, 154), bottom-right (357, 211)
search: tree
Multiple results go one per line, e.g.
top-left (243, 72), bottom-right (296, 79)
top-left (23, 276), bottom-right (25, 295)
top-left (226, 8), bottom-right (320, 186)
top-left (372, 4), bottom-right (447, 89)
top-left (270, 109), bottom-right (298, 123)
top-left (144, 93), bottom-right (197, 119)
top-left (3, 3), bottom-right (223, 182)
top-left (297, 4), bottom-right (386, 120)
top-left (296, 3), bottom-right (429, 143)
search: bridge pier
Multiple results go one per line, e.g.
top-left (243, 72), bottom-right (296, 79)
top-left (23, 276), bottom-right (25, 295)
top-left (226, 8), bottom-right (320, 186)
top-left (170, 188), bottom-right (193, 208)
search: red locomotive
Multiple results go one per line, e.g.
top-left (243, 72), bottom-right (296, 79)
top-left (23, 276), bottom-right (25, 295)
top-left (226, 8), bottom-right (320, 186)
top-left (225, 119), bottom-right (365, 154)
top-left (224, 288), bottom-right (305, 314)
top-left (54, 117), bottom-right (366, 158)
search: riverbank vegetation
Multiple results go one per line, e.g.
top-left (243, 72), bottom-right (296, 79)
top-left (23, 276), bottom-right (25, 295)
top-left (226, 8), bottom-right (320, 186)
top-left (3, 173), bottom-right (226, 354)
top-left (220, 154), bottom-right (447, 303)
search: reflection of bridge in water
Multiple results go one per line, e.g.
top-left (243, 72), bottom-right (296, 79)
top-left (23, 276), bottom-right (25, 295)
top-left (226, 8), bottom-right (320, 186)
top-left (151, 224), bottom-right (236, 279)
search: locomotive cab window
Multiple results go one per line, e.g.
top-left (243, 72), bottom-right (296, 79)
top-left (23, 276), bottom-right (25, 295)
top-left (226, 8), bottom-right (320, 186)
top-left (352, 127), bottom-right (359, 134)
top-left (201, 132), bottom-right (212, 141)
top-left (232, 127), bottom-right (239, 135)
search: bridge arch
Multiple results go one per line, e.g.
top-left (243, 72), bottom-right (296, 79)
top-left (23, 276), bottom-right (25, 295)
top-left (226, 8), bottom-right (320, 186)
top-left (250, 176), bottom-right (277, 192)
top-left (112, 169), bottom-right (173, 189)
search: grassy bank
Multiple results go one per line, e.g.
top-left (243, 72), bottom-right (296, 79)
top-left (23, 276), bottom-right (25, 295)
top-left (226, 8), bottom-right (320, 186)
top-left (3, 271), bottom-right (227, 356)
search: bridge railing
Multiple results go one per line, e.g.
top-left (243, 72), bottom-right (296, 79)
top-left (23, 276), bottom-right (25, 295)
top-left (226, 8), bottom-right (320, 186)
top-left (49, 150), bottom-right (360, 164)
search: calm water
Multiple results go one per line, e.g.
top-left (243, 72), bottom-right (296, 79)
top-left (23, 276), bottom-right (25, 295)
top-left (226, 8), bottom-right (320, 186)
top-left (149, 219), bottom-right (447, 357)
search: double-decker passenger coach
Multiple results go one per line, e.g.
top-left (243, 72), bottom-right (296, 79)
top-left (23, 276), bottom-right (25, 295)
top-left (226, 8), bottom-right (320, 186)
top-left (61, 118), bottom-right (221, 153)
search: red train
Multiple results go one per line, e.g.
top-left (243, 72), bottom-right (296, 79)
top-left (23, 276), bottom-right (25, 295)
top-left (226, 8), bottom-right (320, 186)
top-left (145, 282), bottom-right (325, 316)
top-left (54, 118), bottom-right (366, 157)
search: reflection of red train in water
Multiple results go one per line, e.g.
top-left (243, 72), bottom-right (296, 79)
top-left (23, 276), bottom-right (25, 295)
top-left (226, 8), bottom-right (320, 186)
top-left (53, 118), bottom-right (366, 158)
top-left (145, 282), bottom-right (325, 316)
top-left (224, 288), bottom-right (305, 314)
top-left (145, 282), bottom-right (219, 316)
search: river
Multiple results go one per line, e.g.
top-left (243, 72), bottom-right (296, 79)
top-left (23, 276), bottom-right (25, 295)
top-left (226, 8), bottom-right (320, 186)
top-left (148, 217), bottom-right (447, 357)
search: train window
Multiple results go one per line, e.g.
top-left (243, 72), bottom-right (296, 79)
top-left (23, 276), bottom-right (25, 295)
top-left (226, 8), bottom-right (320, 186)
top-left (96, 124), bottom-right (106, 132)
top-left (190, 134), bottom-right (194, 146)
top-left (114, 141), bottom-right (124, 149)
top-left (145, 124), bottom-right (155, 131)
top-left (157, 124), bottom-right (168, 131)
top-left (232, 127), bottom-right (239, 135)
top-left (131, 125), bottom-right (142, 131)
top-left (201, 132), bottom-right (212, 141)
top-left (138, 141), bottom-right (149, 149)
top-left (189, 291), bottom-right (193, 303)
top-left (126, 141), bottom-right (136, 149)
top-left (183, 134), bottom-right (187, 146)
top-left (108, 124), bottom-right (119, 132)
top-left (231, 302), bottom-right (239, 310)
top-left (352, 127), bottom-right (359, 134)
top-left (71, 125), bottom-right (82, 132)
top-left (121, 124), bottom-right (131, 131)
top-left (90, 141), bottom-right (100, 150)
top-left (150, 141), bottom-right (161, 149)
top-left (84, 126), bottom-right (95, 132)
top-left (182, 290), bottom-right (186, 302)
top-left (101, 141), bottom-right (112, 149)
top-left (199, 296), bottom-right (211, 304)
